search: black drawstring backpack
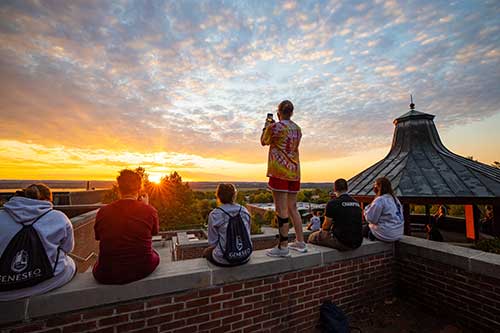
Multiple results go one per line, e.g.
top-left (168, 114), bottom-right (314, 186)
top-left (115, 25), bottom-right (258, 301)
top-left (319, 300), bottom-right (362, 333)
top-left (216, 206), bottom-right (252, 264)
top-left (0, 210), bottom-right (59, 291)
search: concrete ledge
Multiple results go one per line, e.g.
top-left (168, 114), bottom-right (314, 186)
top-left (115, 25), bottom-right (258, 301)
top-left (70, 209), bottom-right (98, 228)
top-left (398, 236), bottom-right (500, 279)
top-left (0, 239), bottom-right (390, 324)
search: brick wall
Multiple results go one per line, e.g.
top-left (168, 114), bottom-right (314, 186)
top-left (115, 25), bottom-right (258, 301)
top-left (397, 253), bottom-right (500, 332)
top-left (1, 251), bottom-right (394, 333)
top-left (396, 236), bottom-right (500, 332)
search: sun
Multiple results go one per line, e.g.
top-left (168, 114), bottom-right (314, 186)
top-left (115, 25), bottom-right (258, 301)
top-left (149, 173), bottom-right (163, 184)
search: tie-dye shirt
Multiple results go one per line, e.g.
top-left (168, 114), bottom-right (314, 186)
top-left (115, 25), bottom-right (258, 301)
top-left (262, 120), bottom-right (302, 181)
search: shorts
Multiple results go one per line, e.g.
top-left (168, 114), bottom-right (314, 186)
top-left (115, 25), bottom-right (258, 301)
top-left (268, 177), bottom-right (301, 193)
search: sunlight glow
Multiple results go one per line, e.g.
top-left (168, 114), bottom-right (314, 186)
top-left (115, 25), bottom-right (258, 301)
top-left (148, 173), bottom-right (163, 184)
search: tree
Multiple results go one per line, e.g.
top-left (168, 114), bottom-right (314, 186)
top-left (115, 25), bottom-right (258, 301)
top-left (151, 172), bottom-right (202, 230)
top-left (262, 210), bottom-right (274, 224)
top-left (249, 190), bottom-right (273, 203)
top-left (251, 214), bottom-right (264, 234)
top-left (196, 198), bottom-right (217, 224)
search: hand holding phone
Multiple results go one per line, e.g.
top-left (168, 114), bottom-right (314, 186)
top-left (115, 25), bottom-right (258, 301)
top-left (264, 113), bottom-right (275, 128)
top-left (138, 193), bottom-right (149, 205)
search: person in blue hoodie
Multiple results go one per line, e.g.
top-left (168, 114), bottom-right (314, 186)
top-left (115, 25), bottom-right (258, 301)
top-left (0, 184), bottom-right (75, 301)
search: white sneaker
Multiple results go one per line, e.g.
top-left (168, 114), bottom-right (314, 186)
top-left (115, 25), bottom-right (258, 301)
top-left (266, 246), bottom-right (291, 257)
top-left (289, 241), bottom-right (307, 253)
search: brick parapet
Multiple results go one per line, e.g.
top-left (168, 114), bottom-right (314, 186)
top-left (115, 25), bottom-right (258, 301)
top-left (0, 241), bottom-right (393, 332)
top-left (396, 236), bottom-right (500, 332)
top-left (2, 237), bottom-right (499, 332)
top-left (1, 251), bottom-right (393, 333)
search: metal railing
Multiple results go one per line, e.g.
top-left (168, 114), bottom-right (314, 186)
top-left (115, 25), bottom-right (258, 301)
top-left (69, 252), bottom-right (97, 262)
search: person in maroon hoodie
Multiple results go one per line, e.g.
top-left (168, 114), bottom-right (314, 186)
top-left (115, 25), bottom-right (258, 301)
top-left (93, 169), bottom-right (160, 284)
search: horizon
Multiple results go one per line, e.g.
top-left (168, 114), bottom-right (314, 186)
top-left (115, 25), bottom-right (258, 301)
top-left (0, 1), bottom-right (499, 182)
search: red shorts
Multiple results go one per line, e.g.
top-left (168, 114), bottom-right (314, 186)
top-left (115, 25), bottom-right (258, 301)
top-left (268, 177), bottom-right (301, 193)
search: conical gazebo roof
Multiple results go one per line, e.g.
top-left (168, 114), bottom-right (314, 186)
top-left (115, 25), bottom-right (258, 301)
top-left (348, 105), bottom-right (500, 202)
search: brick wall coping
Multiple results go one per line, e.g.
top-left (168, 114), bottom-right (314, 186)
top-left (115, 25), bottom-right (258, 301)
top-left (69, 209), bottom-right (98, 228)
top-left (0, 240), bottom-right (391, 325)
top-left (176, 226), bottom-right (313, 248)
top-left (398, 236), bottom-right (500, 279)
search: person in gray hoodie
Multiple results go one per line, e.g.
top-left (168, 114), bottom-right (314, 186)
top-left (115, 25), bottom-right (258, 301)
top-left (363, 177), bottom-right (404, 242)
top-left (0, 184), bottom-right (75, 301)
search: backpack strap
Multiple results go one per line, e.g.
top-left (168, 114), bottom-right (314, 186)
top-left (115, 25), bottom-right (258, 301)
top-left (21, 209), bottom-right (53, 226)
top-left (215, 207), bottom-right (232, 217)
top-left (216, 206), bottom-right (246, 219)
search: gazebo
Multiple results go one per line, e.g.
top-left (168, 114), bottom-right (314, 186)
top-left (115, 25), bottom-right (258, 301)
top-left (348, 99), bottom-right (500, 240)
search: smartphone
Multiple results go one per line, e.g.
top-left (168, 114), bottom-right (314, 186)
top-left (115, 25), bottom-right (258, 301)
top-left (266, 113), bottom-right (273, 123)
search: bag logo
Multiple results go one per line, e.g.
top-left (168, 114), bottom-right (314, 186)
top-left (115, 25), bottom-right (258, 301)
top-left (236, 236), bottom-right (243, 251)
top-left (11, 250), bottom-right (29, 273)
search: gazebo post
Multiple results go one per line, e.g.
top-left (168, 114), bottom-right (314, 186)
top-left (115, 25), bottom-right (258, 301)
top-left (493, 202), bottom-right (500, 237)
top-left (473, 204), bottom-right (481, 242)
top-left (465, 205), bottom-right (481, 242)
top-left (403, 203), bottom-right (411, 235)
top-left (425, 204), bottom-right (431, 225)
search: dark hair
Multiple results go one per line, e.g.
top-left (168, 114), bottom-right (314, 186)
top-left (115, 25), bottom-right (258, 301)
top-left (24, 183), bottom-right (52, 201)
top-left (216, 183), bottom-right (237, 204)
top-left (278, 100), bottom-right (294, 117)
top-left (334, 178), bottom-right (348, 193)
top-left (375, 177), bottom-right (395, 197)
top-left (117, 169), bottom-right (142, 195)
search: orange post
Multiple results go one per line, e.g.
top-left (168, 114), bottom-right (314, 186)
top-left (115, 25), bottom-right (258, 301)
top-left (465, 205), bottom-right (475, 240)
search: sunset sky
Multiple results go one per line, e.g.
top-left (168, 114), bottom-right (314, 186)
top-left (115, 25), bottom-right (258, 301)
top-left (0, 0), bottom-right (499, 182)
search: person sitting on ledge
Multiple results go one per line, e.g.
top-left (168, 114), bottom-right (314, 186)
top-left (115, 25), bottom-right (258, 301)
top-left (93, 169), bottom-right (160, 284)
top-left (308, 179), bottom-right (363, 251)
top-left (306, 211), bottom-right (322, 232)
top-left (203, 184), bottom-right (252, 267)
top-left (363, 177), bottom-right (404, 242)
top-left (0, 184), bottom-right (75, 301)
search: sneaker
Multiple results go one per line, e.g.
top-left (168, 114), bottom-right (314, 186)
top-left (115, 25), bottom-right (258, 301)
top-left (266, 246), bottom-right (291, 257)
top-left (289, 241), bottom-right (307, 253)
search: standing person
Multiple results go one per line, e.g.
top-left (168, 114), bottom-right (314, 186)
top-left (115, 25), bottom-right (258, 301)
top-left (363, 177), bottom-right (404, 242)
top-left (480, 205), bottom-right (494, 236)
top-left (426, 205), bottom-right (445, 241)
top-left (307, 211), bottom-right (322, 232)
top-left (261, 100), bottom-right (306, 257)
top-left (93, 169), bottom-right (160, 284)
top-left (0, 184), bottom-right (75, 300)
top-left (203, 184), bottom-right (252, 266)
top-left (308, 179), bottom-right (363, 251)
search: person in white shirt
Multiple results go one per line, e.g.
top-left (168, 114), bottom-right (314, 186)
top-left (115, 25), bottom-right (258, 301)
top-left (307, 211), bottom-right (322, 232)
top-left (0, 184), bottom-right (75, 301)
top-left (363, 177), bottom-right (404, 242)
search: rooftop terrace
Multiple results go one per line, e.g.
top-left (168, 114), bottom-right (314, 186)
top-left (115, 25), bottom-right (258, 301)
top-left (0, 233), bottom-right (499, 332)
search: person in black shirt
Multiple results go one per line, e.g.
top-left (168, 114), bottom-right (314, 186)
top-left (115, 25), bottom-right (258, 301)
top-left (308, 179), bottom-right (363, 251)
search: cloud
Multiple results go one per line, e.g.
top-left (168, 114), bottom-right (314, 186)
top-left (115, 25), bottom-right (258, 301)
top-left (0, 0), bottom-right (499, 180)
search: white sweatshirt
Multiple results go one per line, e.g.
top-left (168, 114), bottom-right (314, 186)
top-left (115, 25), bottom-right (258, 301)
top-left (364, 194), bottom-right (404, 242)
top-left (0, 197), bottom-right (75, 301)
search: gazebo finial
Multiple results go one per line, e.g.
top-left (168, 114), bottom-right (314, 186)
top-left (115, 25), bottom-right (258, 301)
top-left (410, 94), bottom-right (415, 110)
